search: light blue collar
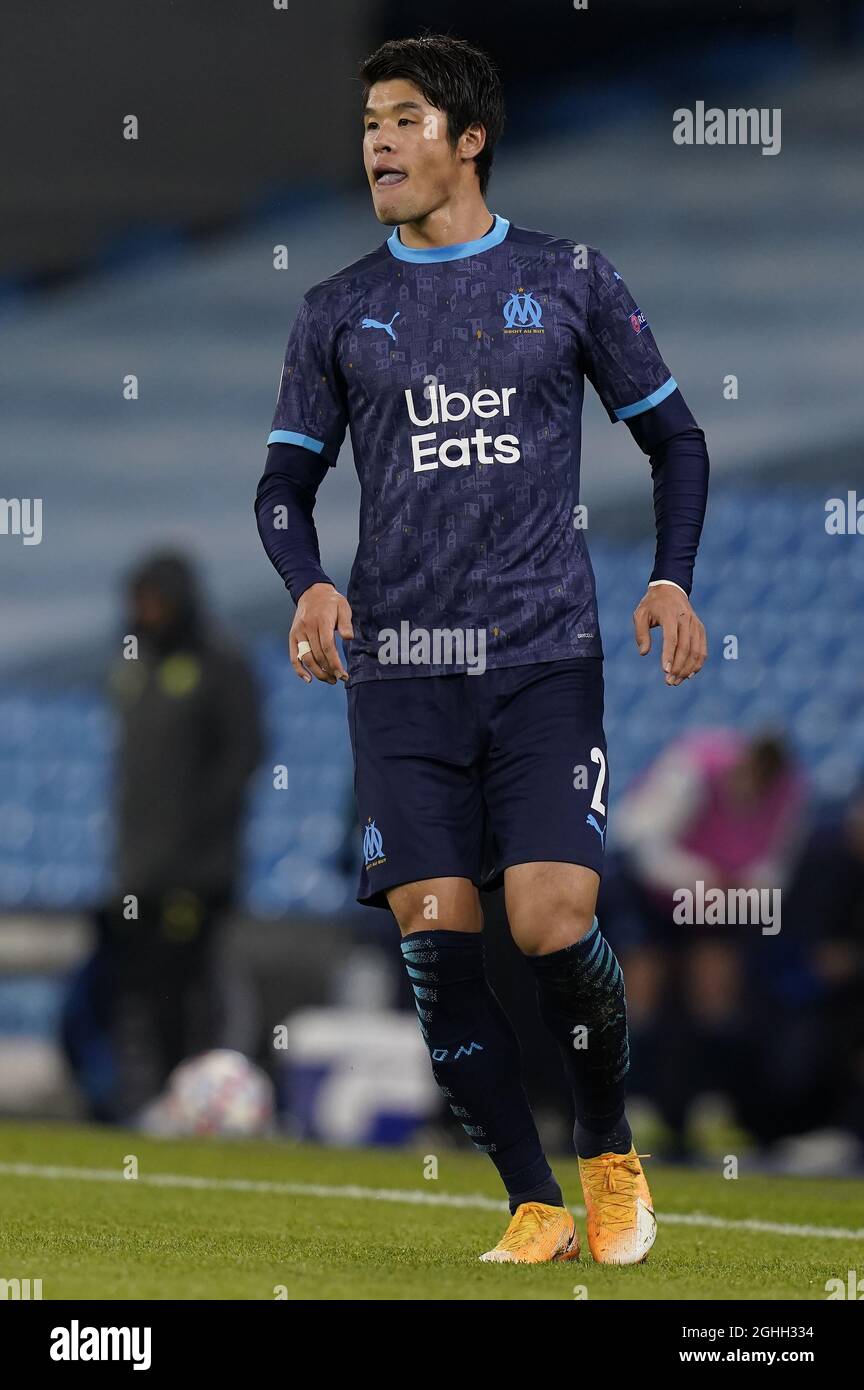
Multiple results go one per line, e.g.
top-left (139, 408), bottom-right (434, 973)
top-left (386, 213), bottom-right (510, 263)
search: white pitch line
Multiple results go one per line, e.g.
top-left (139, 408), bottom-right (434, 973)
top-left (1, 1162), bottom-right (862, 1241)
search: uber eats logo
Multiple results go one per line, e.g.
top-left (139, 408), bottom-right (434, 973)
top-left (404, 384), bottom-right (520, 473)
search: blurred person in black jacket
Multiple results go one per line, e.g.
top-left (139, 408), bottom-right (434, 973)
top-left (741, 787), bottom-right (864, 1152)
top-left (98, 551), bottom-right (262, 1116)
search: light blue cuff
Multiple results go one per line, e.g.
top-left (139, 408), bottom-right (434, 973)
top-left (613, 376), bottom-right (678, 421)
top-left (267, 430), bottom-right (325, 452)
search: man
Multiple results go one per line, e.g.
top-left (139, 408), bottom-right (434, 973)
top-left (768, 782), bottom-right (864, 1151)
top-left (256, 34), bottom-right (708, 1264)
top-left (108, 551), bottom-right (262, 1113)
top-left (602, 730), bottom-right (805, 1154)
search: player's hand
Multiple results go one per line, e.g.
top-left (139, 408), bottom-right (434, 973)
top-left (633, 583), bottom-right (707, 685)
top-left (290, 583), bottom-right (354, 685)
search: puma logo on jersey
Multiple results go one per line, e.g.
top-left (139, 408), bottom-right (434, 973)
top-left (361, 310), bottom-right (400, 341)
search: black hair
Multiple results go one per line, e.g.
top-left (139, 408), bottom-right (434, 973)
top-left (747, 732), bottom-right (791, 785)
top-left (127, 550), bottom-right (203, 645)
top-left (359, 33), bottom-right (504, 196)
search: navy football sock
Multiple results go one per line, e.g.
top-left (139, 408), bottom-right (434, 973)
top-left (401, 930), bottom-right (564, 1213)
top-left (527, 918), bottom-right (632, 1160)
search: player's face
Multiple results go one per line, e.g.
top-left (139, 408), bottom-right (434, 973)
top-left (363, 80), bottom-right (462, 225)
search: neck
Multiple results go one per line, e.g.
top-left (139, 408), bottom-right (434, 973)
top-left (397, 195), bottom-right (492, 250)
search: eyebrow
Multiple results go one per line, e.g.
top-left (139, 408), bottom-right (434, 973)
top-left (363, 100), bottom-right (425, 118)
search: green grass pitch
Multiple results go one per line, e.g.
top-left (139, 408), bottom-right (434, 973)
top-left (0, 1121), bottom-right (862, 1300)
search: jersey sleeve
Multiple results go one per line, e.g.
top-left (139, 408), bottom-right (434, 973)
top-left (580, 251), bottom-right (677, 423)
top-left (268, 296), bottom-right (348, 465)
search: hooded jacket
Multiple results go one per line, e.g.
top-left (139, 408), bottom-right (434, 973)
top-left (110, 554), bottom-right (262, 899)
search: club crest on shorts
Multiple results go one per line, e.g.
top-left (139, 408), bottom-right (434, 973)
top-left (363, 817), bottom-right (386, 868)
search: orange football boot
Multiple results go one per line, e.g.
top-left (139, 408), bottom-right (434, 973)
top-left (578, 1147), bottom-right (656, 1264)
top-left (479, 1201), bottom-right (581, 1264)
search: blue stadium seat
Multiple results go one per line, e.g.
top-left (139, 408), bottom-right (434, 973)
top-left (1, 484), bottom-right (862, 913)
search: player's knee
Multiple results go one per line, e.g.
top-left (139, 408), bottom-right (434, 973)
top-left (509, 896), bottom-right (596, 956)
top-left (505, 864), bottom-right (599, 954)
top-left (397, 909), bottom-right (483, 938)
top-left (388, 879), bottom-right (482, 937)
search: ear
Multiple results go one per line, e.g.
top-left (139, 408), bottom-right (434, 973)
top-left (458, 121), bottom-right (487, 161)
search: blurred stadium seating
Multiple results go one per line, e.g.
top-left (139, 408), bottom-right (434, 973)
top-left (2, 4), bottom-right (863, 1158)
top-left (2, 485), bottom-right (863, 916)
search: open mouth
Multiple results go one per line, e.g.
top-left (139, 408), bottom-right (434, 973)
top-left (374, 168), bottom-right (408, 188)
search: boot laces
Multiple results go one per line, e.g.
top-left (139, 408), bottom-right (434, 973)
top-left (495, 1202), bottom-right (560, 1252)
top-left (583, 1153), bottom-right (651, 1231)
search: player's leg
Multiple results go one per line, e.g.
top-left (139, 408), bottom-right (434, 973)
top-left (506, 861), bottom-right (655, 1265)
top-left (347, 673), bottom-right (576, 1262)
top-left (388, 875), bottom-right (579, 1263)
top-left (505, 862), bottom-right (630, 1149)
top-left (483, 658), bottom-right (655, 1263)
top-left (506, 863), bottom-right (634, 1163)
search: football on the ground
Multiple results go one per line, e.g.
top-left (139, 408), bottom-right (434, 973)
top-left (153, 1049), bottom-right (275, 1137)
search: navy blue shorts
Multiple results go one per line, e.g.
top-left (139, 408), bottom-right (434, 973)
top-left (347, 659), bottom-right (609, 909)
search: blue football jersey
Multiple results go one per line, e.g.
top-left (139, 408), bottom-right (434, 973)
top-left (268, 215), bottom-right (676, 683)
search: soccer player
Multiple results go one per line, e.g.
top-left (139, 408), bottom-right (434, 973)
top-left (256, 34), bottom-right (709, 1264)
